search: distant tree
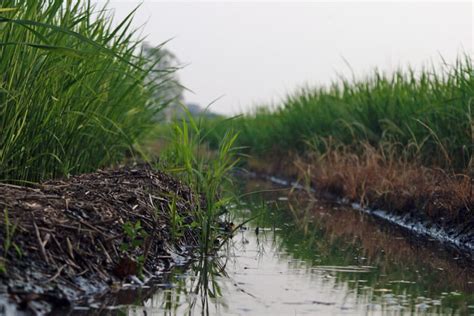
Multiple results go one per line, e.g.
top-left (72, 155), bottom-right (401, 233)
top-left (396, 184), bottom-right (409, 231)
top-left (142, 42), bottom-right (184, 121)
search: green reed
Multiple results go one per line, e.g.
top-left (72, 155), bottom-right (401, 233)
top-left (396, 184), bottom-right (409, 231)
top-left (0, 0), bottom-right (170, 182)
top-left (158, 108), bottom-right (240, 254)
top-left (203, 56), bottom-right (473, 170)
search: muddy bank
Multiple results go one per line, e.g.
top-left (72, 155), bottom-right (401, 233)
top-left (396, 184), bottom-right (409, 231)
top-left (0, 165), bottom-right (205, 314)
top-left (241, 169), bottom-right (474, 255)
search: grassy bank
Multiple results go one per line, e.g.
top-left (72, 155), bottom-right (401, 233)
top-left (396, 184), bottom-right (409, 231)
top-left (0, 0), bottom-right (165, 182)
top-left (206, 56), bottom-right (472, 170)
top-left (204, 56), bottom-right (473, 224)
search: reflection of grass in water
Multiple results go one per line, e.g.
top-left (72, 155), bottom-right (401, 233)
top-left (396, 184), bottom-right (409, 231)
top-left (244, 191), bottom-right (474, 314)
top-left (118, 183), bottom-right (473, 315)
top-left (113, 255), bottom-right (228, 315)
top-left (139, 254), bottom-right (228, 315)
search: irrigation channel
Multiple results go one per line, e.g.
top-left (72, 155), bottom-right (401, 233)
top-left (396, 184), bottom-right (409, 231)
top-left (74, 177), bottom-right (473, 315)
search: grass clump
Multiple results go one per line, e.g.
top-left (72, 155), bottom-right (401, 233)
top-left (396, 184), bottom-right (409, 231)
top-left (0, 0), bottom-right (168, 182)
top-left (157, 109), bottom-right (240, 254)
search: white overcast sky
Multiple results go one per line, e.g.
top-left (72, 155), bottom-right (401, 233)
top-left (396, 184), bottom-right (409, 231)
top-left (94, 1), bottom-right (473, 115)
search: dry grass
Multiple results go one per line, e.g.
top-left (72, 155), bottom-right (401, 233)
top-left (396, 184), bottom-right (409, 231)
top-left (294, 144), bottom-right (473, 224)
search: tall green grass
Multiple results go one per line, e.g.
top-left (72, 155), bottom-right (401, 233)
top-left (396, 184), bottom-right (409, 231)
top-left (204, 56), bottom-right (473, 170)
top-left (158, 109), bottom-right (240, 254)
top-left (0, 0), bottom-right (168, 182)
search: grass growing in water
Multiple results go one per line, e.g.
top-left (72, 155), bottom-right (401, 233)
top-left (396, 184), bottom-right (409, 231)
top-left (0, 0), bottom-right (169, 182)
top-left (157, 108), bottom-right (240, 254)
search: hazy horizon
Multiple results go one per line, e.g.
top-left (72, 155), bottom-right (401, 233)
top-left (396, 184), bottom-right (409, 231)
top-left (95, 1), bottom-right (472, 115)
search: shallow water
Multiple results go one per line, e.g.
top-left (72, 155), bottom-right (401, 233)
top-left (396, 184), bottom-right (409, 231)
top-left (79, 179), bottom-right (474, 315)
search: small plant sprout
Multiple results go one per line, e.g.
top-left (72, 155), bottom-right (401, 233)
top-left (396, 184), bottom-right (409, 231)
top-left (0, 208), bottom-right (21, 273)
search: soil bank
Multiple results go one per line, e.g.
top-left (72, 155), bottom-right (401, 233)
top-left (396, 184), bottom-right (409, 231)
top-left (0, 165), bottom-right (205, 314)
top-left (244, 155), bottom-right (474, 254)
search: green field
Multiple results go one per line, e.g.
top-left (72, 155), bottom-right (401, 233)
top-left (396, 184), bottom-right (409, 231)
top-left (204, 56), bottom-right (473, 171)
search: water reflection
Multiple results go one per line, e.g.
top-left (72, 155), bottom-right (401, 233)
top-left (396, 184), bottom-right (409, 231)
top-left (160, 255), bottom-right (230, 315)
top-left (78, 179), bottom-right (474, 315)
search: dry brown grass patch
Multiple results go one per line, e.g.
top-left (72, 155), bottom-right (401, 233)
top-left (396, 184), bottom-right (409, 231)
top-left (294, 145), bottom-right (473, 224)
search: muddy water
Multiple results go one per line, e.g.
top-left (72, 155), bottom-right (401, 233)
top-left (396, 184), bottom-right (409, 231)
top-left (80, 179), bottom-right (474, 315)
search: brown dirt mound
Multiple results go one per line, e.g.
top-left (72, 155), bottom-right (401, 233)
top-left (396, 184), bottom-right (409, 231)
top-left (0, 165), bottom-right (202, 312)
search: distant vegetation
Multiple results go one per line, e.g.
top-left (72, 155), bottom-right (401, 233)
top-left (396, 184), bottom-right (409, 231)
top-left (142, 42), bottom-right (185, 121)
top-left (0, 1), bottom-right (172, 182)
top-left (202, 56), bottom-right (473, 223)
top-left (204, 56), bottom-right (473, 171)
